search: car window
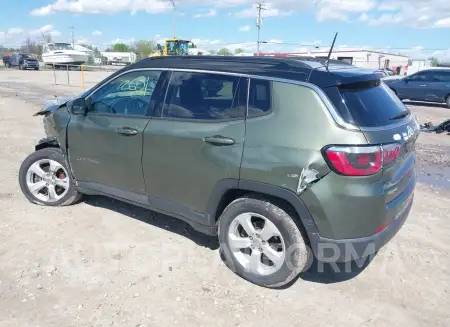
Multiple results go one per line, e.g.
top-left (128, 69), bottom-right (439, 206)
top-left (248, 79), bottom-right (272, 117)
top-left (88, 70), bottom-right (162, 116)
top-left (163, 72), bottom-right (241, 120)
top-left (431, 71), bottom-right (450, 82)
top-left (337, 79), bottom-right (410, 128)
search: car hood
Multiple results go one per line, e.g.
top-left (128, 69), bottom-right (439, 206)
top-left (33, 91), bottom-right (88, 116)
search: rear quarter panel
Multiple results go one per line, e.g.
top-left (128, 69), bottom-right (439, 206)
top-left (240, 81), bottom-right (367, 193)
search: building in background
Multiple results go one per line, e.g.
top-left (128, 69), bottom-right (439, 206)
top-left (257, 49), bottom-right (410, 74)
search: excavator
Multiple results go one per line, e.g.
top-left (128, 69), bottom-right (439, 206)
top-left (149, 38), bottom-right (203, 57)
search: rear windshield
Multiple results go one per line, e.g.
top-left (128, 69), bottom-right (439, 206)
top-left (330, 79), bottom-right (410, 128)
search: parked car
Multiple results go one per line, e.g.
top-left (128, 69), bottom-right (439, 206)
top-left (10, 52), bottom-right (40, 70)
top-left (376, 68), bottom-right (395, 77)
top-left (18, 56), bottom-right (418, 288)
top-left (3, 54), bottom-right (11, 67)
top-left (385, 68), bottom-right (450, 108)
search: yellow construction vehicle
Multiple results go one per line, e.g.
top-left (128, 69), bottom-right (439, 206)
top-left (149, 38), bottom-right (192, 57)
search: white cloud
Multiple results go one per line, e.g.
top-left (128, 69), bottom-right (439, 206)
top-left (239, 25), bottom-right (251, 32)
top-left (92, 30), bottom-right (102, 36)
top-left (31, 0), bottom-right (170, 16)
top-left (193, 9), bottom-right (216, 18)
top-left (28, 0), bottom-right (450, 29)
top-left (8, 28), bottom-right (24, 35)
top-left (435, 17), bottom-right (450, 27)
top-left (29, 24), bottom-right (60, 37)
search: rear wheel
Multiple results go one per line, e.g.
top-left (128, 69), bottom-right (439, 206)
top-left (19, 148), bottom-right (82, 206)
top-left (218, 196), bottom-right (311, 288)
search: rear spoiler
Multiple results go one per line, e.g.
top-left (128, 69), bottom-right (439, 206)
top-left (308, 67), bottom-right (384, 88)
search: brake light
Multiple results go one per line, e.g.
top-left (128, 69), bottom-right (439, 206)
top-left (324, 144), bottom-right (401, 176)
top-left (383, 144), bottom-right (400, 165)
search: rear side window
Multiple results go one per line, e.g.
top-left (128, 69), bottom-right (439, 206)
top-left (333, 79), bottom-right (410, 128)
top-left (431, 71), bottom-right (450, 82)
top-left (248, 79), bottom-right (272, 117)
top-left (163, 72), bottom-right (241, 120)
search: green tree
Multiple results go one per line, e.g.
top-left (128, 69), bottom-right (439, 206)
top-left (234, 48), bottom-right (244, 54)
top-left (428, 56), bottom-right (440, 67)
top-left (208, 49), bottom-right (217, 55)
top-left (133, 40), bottom-right (156, 59)
top-left (113, 43), bottom-right (130, 52)
top-left (189, 42), bottom-right (197, 49)
top-left (217, 48), bottom-right (232, 56)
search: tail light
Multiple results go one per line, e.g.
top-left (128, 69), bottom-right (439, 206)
top-left (323, 144), bottom-right (401, 176)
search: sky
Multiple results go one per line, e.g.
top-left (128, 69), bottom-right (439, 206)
top-left (1, 0), bottom-right (450, 59)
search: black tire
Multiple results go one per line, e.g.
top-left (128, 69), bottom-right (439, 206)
top-left (34, 67), bottom-right (39, 71)
top-left (446, 95), bottom-right (450, 109)
top-left (218, 196), bottom-right (311, 288)
top-left (19, 148), bottom-right (82, 206)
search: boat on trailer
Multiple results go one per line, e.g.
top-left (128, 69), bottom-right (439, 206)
top-left (42, 43), bottom-right (89, 66)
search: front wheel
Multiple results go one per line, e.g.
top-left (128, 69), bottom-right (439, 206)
top-left (19, 148), bottom-right (82, 206)
top-left (218, 196), bottom-right (311, 288)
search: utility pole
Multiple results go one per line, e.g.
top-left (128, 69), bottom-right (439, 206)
top-left (69, 26), bottom-right (75, 47)
top-left (256, 2), bottom-right (266, 56)
top-left (169, 0), bottom-right (176, 38)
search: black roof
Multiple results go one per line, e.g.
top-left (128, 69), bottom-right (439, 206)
top-left (115, 56), bottom-right (383, 88)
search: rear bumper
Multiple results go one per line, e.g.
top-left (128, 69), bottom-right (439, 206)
top-left (309, 191), bottom-right (414, 262)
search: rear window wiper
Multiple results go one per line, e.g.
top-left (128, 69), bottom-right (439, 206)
top-left (389, 111), bottom-right (409, 120)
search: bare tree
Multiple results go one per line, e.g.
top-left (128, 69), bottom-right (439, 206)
top-left (22, 37), bottom-right (42, 56)
top-left (41, 33), bottom-right (53, 44)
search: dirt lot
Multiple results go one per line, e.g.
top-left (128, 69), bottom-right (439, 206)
top-left (0, 68), bottom-right (449, 327)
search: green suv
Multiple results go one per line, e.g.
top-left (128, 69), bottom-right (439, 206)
top-left (19, 56), bottom-right (419, 287)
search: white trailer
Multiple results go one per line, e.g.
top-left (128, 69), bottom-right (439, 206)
top-left (100, 52), bottom-right (137, 65)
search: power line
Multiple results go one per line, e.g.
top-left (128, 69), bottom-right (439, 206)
top-left (256, 2), bottom-right (266, 56)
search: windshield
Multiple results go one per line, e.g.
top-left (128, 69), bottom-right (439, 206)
top-left (166, 40), bottom-right (189, 56)
top-left (48, 43), bottom-right (74, 51)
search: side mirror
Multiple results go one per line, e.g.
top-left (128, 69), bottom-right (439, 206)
top-left (68, 97), bottom-right (87, 115)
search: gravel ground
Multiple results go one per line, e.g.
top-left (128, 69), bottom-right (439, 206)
top-left (0, 69), bottom-right (449, 327)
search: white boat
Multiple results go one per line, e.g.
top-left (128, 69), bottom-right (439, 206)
top-left (42, 43), bottom-right (89, 66)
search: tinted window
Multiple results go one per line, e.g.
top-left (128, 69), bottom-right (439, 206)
top-left (430, 71), bottom-right (450, 82)
top-left (248, 79), bottom-right (271, 117)
top-left (163, 72), bottom-right (241, 120)
top-left (337, 80), bottom-right (410, 127)
top-left (88, 70), bottom-right (162, 116)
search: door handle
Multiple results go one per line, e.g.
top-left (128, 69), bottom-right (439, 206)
top-left (116, 127), bottom-right (138, 136)
top-left (203, 135), bottom-right (235, 146)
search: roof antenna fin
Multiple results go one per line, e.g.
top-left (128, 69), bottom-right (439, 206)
top-left (325, 32), bottom-right (338, 70)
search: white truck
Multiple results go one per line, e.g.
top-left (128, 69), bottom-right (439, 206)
top-left (100, 52), bottom-right (137, 65)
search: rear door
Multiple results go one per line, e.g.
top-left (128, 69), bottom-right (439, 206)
top-left (428, 71), bottom-right (450, 102)
top-left (142, 71), bottom-right (247, 222)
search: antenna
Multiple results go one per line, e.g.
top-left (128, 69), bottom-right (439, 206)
top-left (256, 2), bottom-right (266, 56)
top-left (325, 32), bottom-right (338, 70)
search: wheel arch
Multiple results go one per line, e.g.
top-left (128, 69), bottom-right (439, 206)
top-left (207, 179), bottom-right (319, 241)
top-left (35, 137), bottom-right (61, 151)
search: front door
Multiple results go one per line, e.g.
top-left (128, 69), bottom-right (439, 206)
top-left (67, 69), bottom-right (164, 194)
top-left (400, 71), bottom-right (432, 101)
top-left (142, 71), bottom-right (248, 223)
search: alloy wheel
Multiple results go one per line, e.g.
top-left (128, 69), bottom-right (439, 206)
top-left (228, 212), bottom-right (286, 276)
top-left (26, 159), bottom-right (70, 203)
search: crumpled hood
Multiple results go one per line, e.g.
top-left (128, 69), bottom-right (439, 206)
top-left (33, 91), bottom-right (89, 116)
